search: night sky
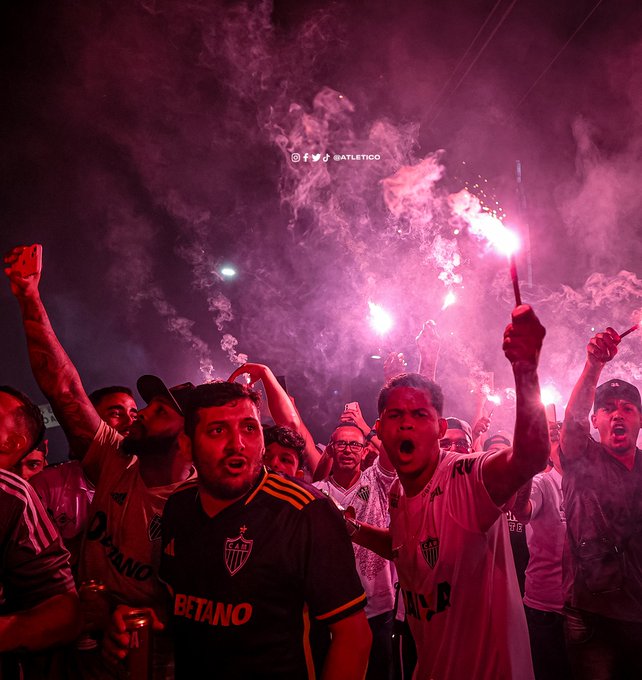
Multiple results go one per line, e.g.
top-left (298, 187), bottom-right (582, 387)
top-left (2, 0), bottom-right (641, 459)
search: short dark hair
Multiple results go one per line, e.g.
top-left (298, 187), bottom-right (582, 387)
top-left (264, 425), bottom-right (305, 468)
top-left (89, 385), bottom-right (135, 408)
top-left (184, 382), bottom-right (262, 439)
top-left (0, 385), bottom-right (46, 455)
top-left (377, 373), bottom-right (444, 416)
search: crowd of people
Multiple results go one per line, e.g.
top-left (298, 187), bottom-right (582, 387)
top-left (1, 243), bottom-right (641, 680)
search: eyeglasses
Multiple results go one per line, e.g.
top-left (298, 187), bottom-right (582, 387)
top-left (440, 439), bottom-right (470, 452)
top-left (333, 440), bottom-right (365, 451)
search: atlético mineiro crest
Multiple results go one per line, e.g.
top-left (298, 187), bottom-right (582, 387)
top-left (225, 526), bottom-right (253, 576)
top-left (356, 486), bottom-right (370, 502)
top-left (421, 537), bottom-right (439, 569)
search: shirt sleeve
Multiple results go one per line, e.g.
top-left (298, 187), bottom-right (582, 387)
top-left (445, 451), bottom-right (503, 533)
top-left (372, 459), bottom-right (397, 495)
top-left (82, 420), bottom-right (127, 485)
top-left (302, 497), bottom-right (366, 625)
top-left (528, 474), bottom-right (546, 521)
top-left (0, 473), bottom-right (75, 612)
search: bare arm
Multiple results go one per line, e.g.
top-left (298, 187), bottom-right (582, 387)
top-left (483, 305), bottom-right (549, 507)
top-left (561, 328), bottom-right (619, 462)
top-left (228, 363), bottom-right (321, 473)
top-left (322, 611), bottom-right (372, 680)
top-left (313, 446), bottom-right (333, 482)
top-left (0, 593), bottom-right (80, 653)
top-left (351, 522), bottom-right (393, 560)
top-left (510, 478), bottom-right (533, 525)
top-left (416, 320), bottom-right (441, 381)
top-left (4, 246), bottom-right (100, 458)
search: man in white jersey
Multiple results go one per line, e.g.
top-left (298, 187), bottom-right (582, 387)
top-left (352, 304), bottom-right (550, 680)
top-left (314, 420), bottom-right (397, 680)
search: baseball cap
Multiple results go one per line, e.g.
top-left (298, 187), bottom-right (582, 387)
top-left (137, 375), bottom-right (195, 417)
top-left (444, 417), bottom-right (473, 445)
top-left (594, 379), bottom-right (642, 413)
top-left (483, 433), bottom-right (512, 451)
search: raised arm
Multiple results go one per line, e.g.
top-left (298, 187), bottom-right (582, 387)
top-left (4, 246), bottom-right (100, 458)
top-left (228, 363), bottom-right (321, 472)
top-left (416, 320), bottom-right (441, 381)
top-left (483, 305), bottom-right (549, 507)
top-left (561, 328), bottom-right (620, 462)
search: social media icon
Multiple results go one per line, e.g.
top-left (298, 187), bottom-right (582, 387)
top-left (291, 153), bottom-right (300, 163)
top-left (311, 153), bottom-right (321, 162)
top-left (303, 153), bottom-right (309, 162)
top-left (323, 154), bottom-right (330, 162)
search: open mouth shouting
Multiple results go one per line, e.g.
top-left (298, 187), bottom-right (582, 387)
top-left (400, 439), bottom-right (415, 454)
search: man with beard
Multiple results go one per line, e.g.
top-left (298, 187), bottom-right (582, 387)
top-left (351, 305), bottom-right (550, 680)
top-left (5, 246), bottom-right (194, 676)
top-left (314, 421), bottom-right (397, 680)
top-left (154, 381), bottom-right (372, 679)
top-left (560, 328), bottom-right (642, 679)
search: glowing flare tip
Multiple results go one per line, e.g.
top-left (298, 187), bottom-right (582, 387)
top-left (441, 291), bottom-right (456, 310)
top-left (620, 324), bottom-right (639, 339)
top-left (368, 302), bottom-right (394, 335)
top-left (540, 385), bottom-right (562, 406)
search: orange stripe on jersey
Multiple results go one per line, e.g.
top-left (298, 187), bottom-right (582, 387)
top-left (264, 475), bottom-right (314, 505)
top-left (261, 485), bottom-right (305, 510)
top-left (315, 592), bottom-right (367, 621)
top-left (263, 481), bottom-right (312, 509)
top-left (244, 469), bottom-right (269, 506)
top-left (302, 605), bottom-right (316, 680)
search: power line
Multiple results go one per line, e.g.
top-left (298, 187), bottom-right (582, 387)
top-left (512, 0), bottom-right (605, 114)
top-left (427, 0), bottom-right (518, 127)
top-left (424, 0), bottom-right (506, 121)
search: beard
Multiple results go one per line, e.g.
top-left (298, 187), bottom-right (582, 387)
top-left (198, 459), bottom-right (263, 501)
top-left (121, 430), bottom-right (179, 457)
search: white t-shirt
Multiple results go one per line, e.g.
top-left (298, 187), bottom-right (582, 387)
top-left (524, 469), bottom-right (566, 613)
top-left (80, 421), bottom-right (196, 609)
top-left (314, 460), bottom-right (397, 618)
top-left (389, 450), bottom-right (533, 680)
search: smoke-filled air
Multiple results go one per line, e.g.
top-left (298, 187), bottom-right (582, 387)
top-left (2, 0), bottom-right (642, 442)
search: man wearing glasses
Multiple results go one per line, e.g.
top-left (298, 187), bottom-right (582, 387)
top-left (439, 417), bottom-right (474, 454)
top-left (314, 421), bottom-right (397, 680)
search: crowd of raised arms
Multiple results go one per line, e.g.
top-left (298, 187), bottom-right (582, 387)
top-left (1, 244), bottom-right (641, 680)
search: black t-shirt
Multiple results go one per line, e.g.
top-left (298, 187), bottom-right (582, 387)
top-left (160, 469), bottom-right (367, 679)
top-left (562, 437), bottom-right (642, 621)
top-left (506, 510), bottom-right (529, 597)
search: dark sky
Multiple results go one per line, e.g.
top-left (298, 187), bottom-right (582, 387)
top-left (2, 0), bottom-right (641, 454)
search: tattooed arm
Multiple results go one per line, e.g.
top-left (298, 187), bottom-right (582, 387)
top-left (4, 246), bottom-right (101, 459)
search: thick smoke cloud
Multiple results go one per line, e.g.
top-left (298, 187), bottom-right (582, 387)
top-left (1, 0), bottom-right (641, 443)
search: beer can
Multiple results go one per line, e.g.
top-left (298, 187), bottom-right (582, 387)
top-left (78, 580), bottom-right (109, 642)
top-left (123, 609), bottom-right (153, 680)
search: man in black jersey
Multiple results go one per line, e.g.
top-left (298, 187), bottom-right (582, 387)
top-left (160, 381), bottom-right (371, 679)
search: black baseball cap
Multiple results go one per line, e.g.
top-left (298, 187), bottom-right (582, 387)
top-left (483, 433), bottom-right (512, 451)
top-left (137, 375), bottom-right (195, 417)
top-left (594, 379), bottom-right (642, 413)
top-left (444, 417), bottom-right (473, 445)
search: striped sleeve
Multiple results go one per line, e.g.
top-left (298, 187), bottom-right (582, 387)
top-left (0, 471), bottom-right (76, 610)
top-left (303, 496), bottom-right (367, 625)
